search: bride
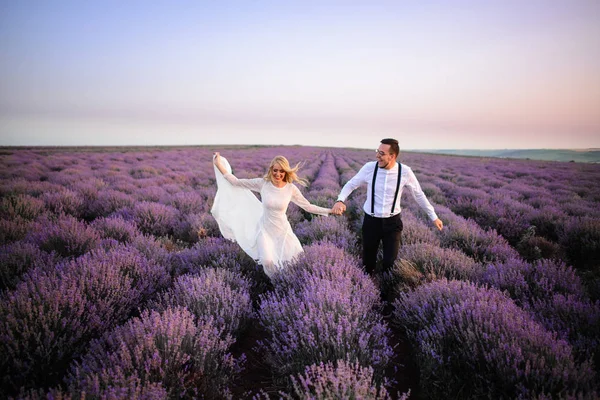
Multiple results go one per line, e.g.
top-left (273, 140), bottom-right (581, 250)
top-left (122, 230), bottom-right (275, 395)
top-left (211, 152), bottom-right (339, 279)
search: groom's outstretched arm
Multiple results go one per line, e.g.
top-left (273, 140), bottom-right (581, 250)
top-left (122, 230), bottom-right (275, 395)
top-left (333, 162), bottom-right (372, 213)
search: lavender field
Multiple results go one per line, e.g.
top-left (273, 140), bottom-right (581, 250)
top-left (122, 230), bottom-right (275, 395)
top-left (1, 145), bottom-right (599, 399)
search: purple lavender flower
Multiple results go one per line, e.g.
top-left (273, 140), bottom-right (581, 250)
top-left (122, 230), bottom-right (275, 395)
top-left (170, 191), bottom-right (206, 215)
top-left (272, 242), bottom-right (379, 308)
top-left (295, 215), bottom-right (355, 251)
top-left (309, 153), bottom-right (341, 192)
top-left (0, 217), bottom-right (33, 244)
top-left (0, 241), bottom-right (55, 290)
top-left (135, 185), bottom-right (170, 203)
top-left (0, 245), bottom-right (170, 395)
top-left (282, 359), bottom-right (408, 400)
top-left (479, 258), bottom-right (585, 306)
top-left (434, 204), bottom-right (519, 263)
top-left (0, 194), bottom-right (45, 221)
top-left (68, 307), bottom-right (244, 399)
top-left (91, 215), bottom-right (140, 244)
top-left (560, 216), bottom-right (600, 271)
top-left (42, 189), bottom-right (85, 218)
top-left (258, 276), bottom-right (393, 380)
top-left (151, 268), bottom-right (253, 337)
top-left (392, 279), bottom-right (596, 398)
top-left (170, 237), bottom-right (257, 277)
top-left (398, 243), bottom-right (479, 282)
top-left (88, 189), bottom-right (136, 218)
top-left (399, 210), bottom-right (442, 246)
top-left (132, 201), bottom-right (180, 237)
top-left (478, 257), bottom-right (600, 364)
top-left (532, 293), bottom-right (600, 365)
top-left (26, 214), bottom-right (101, 258)
top-left (173, 212), bottom-right (220, 243)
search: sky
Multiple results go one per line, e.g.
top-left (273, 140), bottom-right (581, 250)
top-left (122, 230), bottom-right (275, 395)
top-left (1, 0), bottom-right (599, 150)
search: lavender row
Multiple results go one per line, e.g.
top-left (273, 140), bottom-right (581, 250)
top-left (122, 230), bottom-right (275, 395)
top-left (295, 152), bottom-right (358, 254)
top-left (399, 192), bottom-right (600, 365)
top-left (255, 360), bottom-right (408, 400)
top-left (65, 266), bottom-right (253, 399)
top-left (406, 153), bottom-right (599, 272)
top-left (392, 279), bottom-right (597, 399)
top-left (256, 243), bottom-right (402, 396)
top-left (0, 244), bottom-right (171, 396)
top-left (12, 251), bottom-right (255, 399)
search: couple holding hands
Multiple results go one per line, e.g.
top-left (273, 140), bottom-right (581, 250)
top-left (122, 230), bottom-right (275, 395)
top-left (212, 138), bottom-right (443, 279)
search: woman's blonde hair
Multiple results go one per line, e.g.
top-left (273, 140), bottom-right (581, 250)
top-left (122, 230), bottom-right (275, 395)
top-left (264, 155), bottom-right (308, 186)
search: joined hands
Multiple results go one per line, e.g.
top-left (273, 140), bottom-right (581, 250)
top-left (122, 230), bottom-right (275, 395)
top-left (331, 201), bottom-right (346, 216)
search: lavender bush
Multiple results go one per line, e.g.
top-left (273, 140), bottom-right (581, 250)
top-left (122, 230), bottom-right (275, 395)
top-left (0, 194), bottom-right (45, 221)
top-left (560, 216), bottom-right (600, 271)
top-left (68, 307), bottom-right (243, 399)
top-left (393, 279), bottom-right (597, 399)
top-left (282, 360), bottom-right (408, 400)
top-left (26, 214), bottom-right (101, 259)
top-left (0, 245), bottom-right (170, 395)
top-left (151, 268), bottom-right (253, 337)
top-left (434, 205), bottom-right (519, 263)
top-left (17, 381), bottom-right (167, 400)
top-left (124, 233), bottom-right (171, 270)
top-left (397, 243), bottom-right (479, 283)
top-left (170, 190), bottom-right (206, 214)
top-left (131, 201), bottom-right (180, 237)
top-left (295, 215), bottom-right (355, 251)
top-left (399, 210), bottom-right (441, 246)
top-left (532, 293), bottom-right (600, 367)
top-left (91, 216), bottom-right (140, 244)
top-left (170, 237), bottom-right (257, 277)
top-left (0, 241), bottom-right (55, 290)
top-left (0, 217), bottom-right (34, 244)
top-left (516, 228), bottom-right (563, 262)
top-left (173, 212), bottom-right (221, 243)
top-left (273, 243), bottom-right (381, 316)
top-left (478, 258), bottom-right (586, 307)
top-left (88, 189), bottom-right (136, 218)
top-left (478, 257), bottom-right (600, 364)
top-left (258, 277), bottom-right (393, 382)
top-left (42, 189), bottom-right (85, 218)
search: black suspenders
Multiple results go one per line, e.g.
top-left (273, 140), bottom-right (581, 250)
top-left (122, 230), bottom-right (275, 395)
top-left (371, 162), bottom-right (402, 216)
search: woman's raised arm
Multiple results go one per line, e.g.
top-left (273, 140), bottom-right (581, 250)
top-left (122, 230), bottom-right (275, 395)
top-left (213, 152), bottom-right (229, 176)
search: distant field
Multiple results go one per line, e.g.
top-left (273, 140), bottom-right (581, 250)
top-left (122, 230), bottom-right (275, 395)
top-left (1, 145), bottom-right (599, 399)
top-left (420, 148), bottom-right (600, 163)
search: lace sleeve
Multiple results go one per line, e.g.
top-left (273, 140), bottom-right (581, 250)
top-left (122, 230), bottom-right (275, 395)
top-left (223, 174), bottom-right (265, 192)
top-left (290, 185), bottom-right (330, 216)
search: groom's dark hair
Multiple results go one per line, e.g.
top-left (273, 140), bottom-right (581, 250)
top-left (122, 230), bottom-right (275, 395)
top-left (381, 138), bottom-right (399, 156)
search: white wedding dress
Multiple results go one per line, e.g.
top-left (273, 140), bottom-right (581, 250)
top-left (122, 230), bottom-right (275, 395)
top-left (211, 157), bottom-right (330, 278)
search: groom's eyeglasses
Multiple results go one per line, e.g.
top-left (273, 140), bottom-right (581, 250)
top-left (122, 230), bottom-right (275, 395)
top-left (375, 150), bottom-right (388, 157)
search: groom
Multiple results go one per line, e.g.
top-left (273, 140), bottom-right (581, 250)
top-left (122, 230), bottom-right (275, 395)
top-left (332, 138), bottom-right (443, 273)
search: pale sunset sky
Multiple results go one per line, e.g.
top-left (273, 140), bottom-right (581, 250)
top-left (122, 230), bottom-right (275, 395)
top-left (1, 0), bottom-right (599, 149)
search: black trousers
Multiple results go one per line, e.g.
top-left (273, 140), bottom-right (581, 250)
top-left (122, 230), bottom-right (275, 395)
top-left (361, 213), bottom-right (403, 274)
